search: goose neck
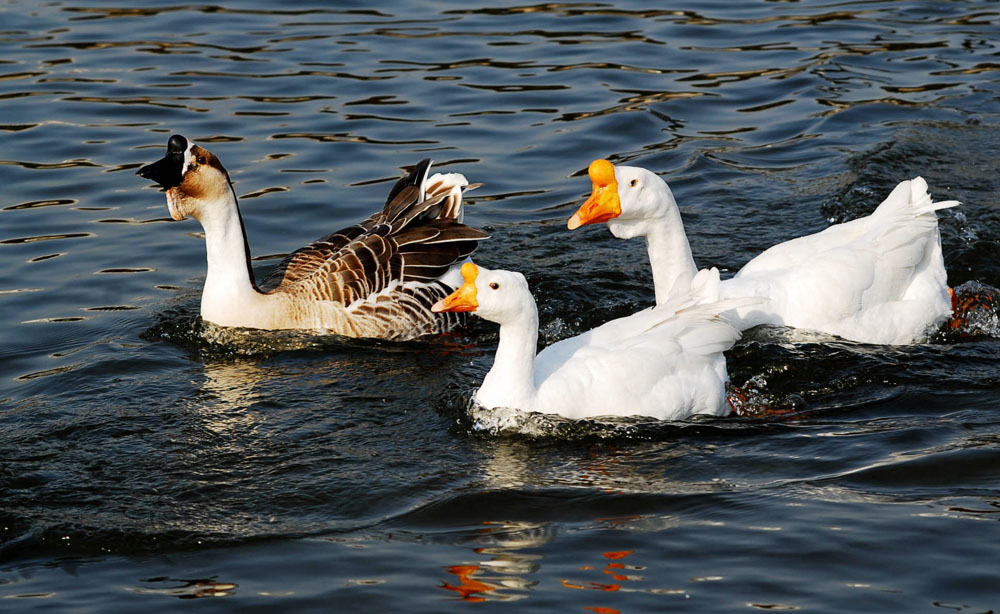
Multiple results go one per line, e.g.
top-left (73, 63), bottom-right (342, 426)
top-left (644, 213), bottom-right (698, 305)
top-left (477, 306), bottom-right (540, 410)
top-left (198, 186), bottom-right (261, 319)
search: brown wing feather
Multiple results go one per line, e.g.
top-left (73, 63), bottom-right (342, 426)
top-left (258, 161), bottom-right (488, 309)
top-left (259, 160), bottom-right (435, 291)
top-left (259, 218), bottom-right (388, 291)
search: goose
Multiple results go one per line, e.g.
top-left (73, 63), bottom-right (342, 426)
top-left (568, 159), bottom-right (959, 345)
top-left (432, 262), bottom-right (745, 420)
top-left (137, 134), bottom-right (489, 339)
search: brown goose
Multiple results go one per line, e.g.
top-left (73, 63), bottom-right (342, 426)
top-left (137, 134), bottom-right (489, 339)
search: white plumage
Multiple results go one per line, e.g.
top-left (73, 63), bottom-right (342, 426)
top-left (433, 262), bottom-right (744, 421)
top-left (569, 159), bottom-right (958, 345)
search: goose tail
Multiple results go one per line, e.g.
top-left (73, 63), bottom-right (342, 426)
top-left (382, 159), bottom-right (482, 229)
top-left (873, 176), bottom-right (960, 220)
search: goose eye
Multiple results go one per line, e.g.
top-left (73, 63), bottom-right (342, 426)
top-left (489, 282), bottom-right (500, 290)
top-left (629, 179), bottom-right (638, 187)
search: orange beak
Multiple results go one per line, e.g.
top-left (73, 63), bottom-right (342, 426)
top-left (567, 159), bottom-right (621, 230)
top-left (432, 262), bottom-right (479, 313)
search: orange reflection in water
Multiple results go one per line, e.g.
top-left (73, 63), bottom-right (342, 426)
top-left (441, 565), bottom-right (498, 602)
top-left (602, 550), bottom-right (633, 560)
top-left (602, 550), bottom-right (637, 582)
top-left (438, 520), bottom-right (544, 602)
top-left (580, 447), bottom-right (626, 495)
top-left (561, 549), bottom-right (650, 611)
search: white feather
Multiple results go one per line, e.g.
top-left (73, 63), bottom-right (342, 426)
top-left (457, 266), bottom-right (741, 421)
top-left (586, 164), bottom-right (957, 345)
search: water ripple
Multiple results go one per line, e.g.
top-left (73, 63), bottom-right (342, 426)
top-left (0, 1), bottom-right (998, 610)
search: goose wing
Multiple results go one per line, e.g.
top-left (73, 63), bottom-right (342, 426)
top-left (259, 160), bottom-right (488, 304)
top-left (721, 177), bottom-right (957, 341)
top-left (532, 299), bottom-right (743, 420)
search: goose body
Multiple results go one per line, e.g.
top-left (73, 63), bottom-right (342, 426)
top-left (138, 135), bottom-right (488, 339)
top-left (433, 262), bottom-right (743, 420)
top-left (569, 160), bottom-right (958, 345)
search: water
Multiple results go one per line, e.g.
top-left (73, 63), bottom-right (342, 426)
top-left (2, 1), bottom-right (999, 611)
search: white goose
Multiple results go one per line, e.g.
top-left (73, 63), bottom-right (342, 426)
top-left (568, 159), bottom-right (959, 345)
top-left (137, 134), bottom-right (488, 339)
top-left (432, 262), bottom-right (744, 420)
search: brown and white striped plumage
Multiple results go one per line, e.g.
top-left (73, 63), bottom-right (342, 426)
top-left (137, 135), bottom-right (489, 339)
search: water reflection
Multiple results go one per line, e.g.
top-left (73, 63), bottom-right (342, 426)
top-left (1, 232), bottom-right (94, 245)
top-left (440, 520), bottom-right (547, 602)
top-left (130, 577), bottom-right (238, 599)
top-left (1, 199), bottom-right (76, 211)
top-left (438, 522), bottom-right (692, 608)
top-left (194, 360), bottom-right (268, 435)
top-left (1, 0), bottom-right (998, 609)
top-left (482, 440), bottom-right (694, 493)
top-left (561, 549), bottom-right (689, 604)
top-left (440, 565), bottom-right (502, 602)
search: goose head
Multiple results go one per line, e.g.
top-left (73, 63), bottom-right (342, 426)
top-left (137, 134), bottom-right (233, 223)
top-left (431, 262), bottom-right (535, 326)
top-left (567, 159), bottom-right (678, 240)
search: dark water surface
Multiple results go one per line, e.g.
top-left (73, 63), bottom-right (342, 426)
top-left (2, 1), bottom-right (999, 611)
